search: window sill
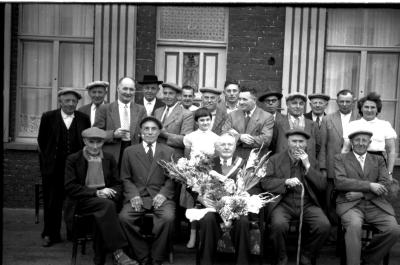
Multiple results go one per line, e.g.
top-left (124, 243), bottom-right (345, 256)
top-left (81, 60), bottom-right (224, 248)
top-left (4, 142), bottom-right (38, 151)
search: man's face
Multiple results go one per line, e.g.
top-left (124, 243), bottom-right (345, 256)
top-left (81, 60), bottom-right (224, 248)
top-left (83, 138), bottom-right (104, 155)
top-left (162, 87), bottom-right (179, 107)
top-left (88, 87), bottom-right (107, 106)
top-left (224, 84), bottom-right (240, 104)
top-left (59, 93), bottom-right (79, 115)
top-left (182, 89), bottom-right (194, 108)
top-left (196, 115), bottom-right (212, 131)
top-left (201, 92), bottom-right (219, 111)
top-left (215, 135), bottom-right (236, 159)
top-left (263, 95), bottom-right (279, 114)
top-left (117, 78), bottom-right (135, 104)
top-left (337, 93), bottom-right (355, 115)
top-left (309, 98), bottom-right (328, 116)
top-left (141, 121), bottom-right (161, 144)
top-left (287, 98), bottom-right (305, 117)
top-left (351, 134), bottom-right (371, 156)
top-left (287, 134), bottom-right (307, 155)
top-left (142, 83), bottom-right (159, 102)
top-left (238, 92), bottom-right (256, 112)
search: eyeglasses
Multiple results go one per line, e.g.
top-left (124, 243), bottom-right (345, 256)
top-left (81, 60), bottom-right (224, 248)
top-left (264, 99), bottom-right (278, 103)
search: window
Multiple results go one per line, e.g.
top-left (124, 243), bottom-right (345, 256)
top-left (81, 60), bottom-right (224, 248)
top-left (16, 4), bottom-right (94, 142)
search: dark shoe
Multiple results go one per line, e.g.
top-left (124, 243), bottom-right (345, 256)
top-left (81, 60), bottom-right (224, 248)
top-left (276, 256), bottom-right (288, 265)
top-left (113, 250), bottom-right (139, 265)
top-left (300, 254), bottom-right (313, 265)
top-left (42, 236), bottom-right (52, 247)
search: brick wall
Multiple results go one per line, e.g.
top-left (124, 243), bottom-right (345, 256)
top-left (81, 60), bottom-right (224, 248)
top-left (227, 6), bottom-right (285, 95)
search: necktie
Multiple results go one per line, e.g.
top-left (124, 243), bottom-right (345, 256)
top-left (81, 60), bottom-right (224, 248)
top-left (358, 155), bottom-right (364, 170)
top-left (223, 159), bottom-right (228, 166)
top-left (244, 112), bottom-right (250, 129)
top-left (316, 116), bottom-right (320, 128)
top-left (147, 102), bottom-right (153, 116)
top-left (147, 143), bottom-right (153, 162)
top-left (161, 107), bottom-right (169, 123)
top-left (293, 117), bottom-right (300, 129)
top-left (121, 105), bottom-right (129, 130)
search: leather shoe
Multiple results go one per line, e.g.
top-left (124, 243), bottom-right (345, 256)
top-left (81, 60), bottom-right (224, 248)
top-left (300, 254), bottom-right (313, 265)
top-left (113, 250), bottom-right (139, 265)
top-left (276, 256), bottom-right (288, 265)
top-left (42, 236), bottom-right (52, 247)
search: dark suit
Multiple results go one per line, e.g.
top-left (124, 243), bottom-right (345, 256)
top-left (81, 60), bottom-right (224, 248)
top-left (135, 96), bottom-right (165, 116)
top-left (78, 103), bottom-right (91, 118)
top-left (38, 109), bottom-right (90, 241)
top-left (119, 143), bottom-right (176, 264)
top-left (211, 105), bottom-right (229, 135)
top-left (261, 151), bottom-right (330, 263)
top-left (334, 152), bottom-right (400, 265)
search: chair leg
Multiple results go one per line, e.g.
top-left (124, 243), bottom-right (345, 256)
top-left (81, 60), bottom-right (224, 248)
top-left (81, 238), bottom-right (86, 255)
top-left (71, 239), bottom-right (78, 265)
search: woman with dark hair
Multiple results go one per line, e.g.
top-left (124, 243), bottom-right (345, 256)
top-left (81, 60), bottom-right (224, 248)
top-left (342, 92), bottom-right (397, 176)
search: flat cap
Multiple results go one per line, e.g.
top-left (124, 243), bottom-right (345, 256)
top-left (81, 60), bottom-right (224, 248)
top-left (162, 83), bottom-right (182, 93)
top-left (199, 87), bottom-right (223, 95)
top-left (348, 128), bottom-right (373, 140)
top-left (258, 91), bottom-right (283, 102)
top-left (308, 93), bottom-right (330, 101)
top-left (140, 116), bottom-right (163, 130)
top-left (82, 127), bottom-right (107, 139)
top-left (285, 128), bottom-right (310, 139)
top-left (57, 88), bottom-right (82, 100)
top-left (285, 92), bottom-right (307, 102)
top-left (85, 81), bottom-right (109, 90)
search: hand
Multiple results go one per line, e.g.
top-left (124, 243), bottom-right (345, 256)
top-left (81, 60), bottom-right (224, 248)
top-left (240, 134), bottom-right (255, 145)
top-left (293, 149), bottom-right (310, 170)
top-left (153, 194), bottom-right (167, 209)
top-left (198, 195), bottom-right (216, 208)
top-left (370, 183), bottom-right (388, 196)
top-left (114, 128), bottom-right (130, 138)
top-left (285, 177), bottom-right (302, 188)
top-left (345, 192), bottom-right (363, 201)
top-left (130, 196), bottom-right (143, 211)
top-left (97, 188), bottom-right (117, 199)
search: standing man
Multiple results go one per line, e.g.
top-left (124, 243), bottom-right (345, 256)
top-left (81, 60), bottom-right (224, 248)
top-left (258, 91), bottom-right (284, 122)
top-left (38, 88), bottom-right (90, 247)
top-left (135, 75), bottom-right (165, 116)
top-left (154, 83), bottom-right (194, 157)
top-left (222, 80), bottom-right (240, 114)
top-left (222, 86), bottom-right (274, 158)
top-left (78, 81), bottom-right (109, 126)
top-left (119, 117), bottom-right (176, 265)
top-left (94, 77), bottom-right (147, 167)
top-left (199, 87), bottom-right (228, 135)
top-left (334, 128), bottom-right (400, 265)
top-left (261, 129), bottom-right (330, 265)
top-left (304, 93), bottom-right (330, 128)
top-left (181, 85), bottom-right (199, 111)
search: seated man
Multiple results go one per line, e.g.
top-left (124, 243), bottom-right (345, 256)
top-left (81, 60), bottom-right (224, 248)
top-left (261, 129), bottom-right (330, 265)
top-left (334, 128), bottom-right (400, 265)
top-left (197, 132), bottom-right (261, 265)
top-left (119, 117), bottom-right (176, 265)
top-left (64, 127), bottom-right (136, 265)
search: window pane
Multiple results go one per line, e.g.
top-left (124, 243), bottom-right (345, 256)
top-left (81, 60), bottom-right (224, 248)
top-left (378, 102), bottom-right (396, 127)
top-left (20, 4), bottom-right (57, 35)
top-left (21, 41), bottom-right (53, 87)
top-left (366, 9), bottom-right (400, 46)
top-left (326, 9), bottom-right (364, 46)
top-left (59, 5), bottom-right (94, 37)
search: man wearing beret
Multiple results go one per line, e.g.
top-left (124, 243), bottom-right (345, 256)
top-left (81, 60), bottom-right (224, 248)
top-left (261, 129), bottom-right (330, 265)
top-left (258, 90), bottom-right (285, 122)
top-left (119, 117), bottom-right (176, 265)
top-left (154, 83), bottom-right (194, 157)
top-left (334, 128), bottom-right (400, 265)
top-left (65, 127), bottom-right (137, 265)
top-left (304, 93), bottom-right (330, 128)
top-left (94, 77), bottom-right (147, 168)
top-left (200, 86), bottom-right (228, 135)
top-left (78, 81), bottom-right (109, 126)
top-left (38, 89), bottom-right (91, 247)
top-left (135, 75), bottom-right (165, 116)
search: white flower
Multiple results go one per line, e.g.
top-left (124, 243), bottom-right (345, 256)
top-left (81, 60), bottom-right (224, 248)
top-left (247, 195), bottom-right (264, 214)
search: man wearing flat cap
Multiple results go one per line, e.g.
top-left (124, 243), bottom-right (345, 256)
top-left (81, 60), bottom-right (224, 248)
top-left (154, 82), bottom-right (194, 157)
top-left (258, 90), bottom-right (285, 122)
top-left (38, 88), bottom-right (91, 247)
top-left (78, 81), bottom-right (109, 125)
top-left (119, 117), bottom-right (176, 265)
top-left (200, 86), bottom-right (228, 135)
top-left (65, 127), bottom-right (137, 265)
top-left (135, 75), bottom-right (165, 116)
top-left (261, 128), bottom-right (330, 265)
top-left (334, 128), bottom-right (400, 265)
top-left (304, 93), bottom-right (330, 128)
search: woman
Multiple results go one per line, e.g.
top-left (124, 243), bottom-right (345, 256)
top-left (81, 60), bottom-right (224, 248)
top-left (342, 92), bottom-right (397, 176)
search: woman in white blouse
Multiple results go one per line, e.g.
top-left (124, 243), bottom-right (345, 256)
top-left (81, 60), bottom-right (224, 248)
top-left (342, 92), bottom-right (397, 176)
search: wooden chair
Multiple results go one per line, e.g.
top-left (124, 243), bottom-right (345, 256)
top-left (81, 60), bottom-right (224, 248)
top-left (70, 213), bottom-right (93, 265)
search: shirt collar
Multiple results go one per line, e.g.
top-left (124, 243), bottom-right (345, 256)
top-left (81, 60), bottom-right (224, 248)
top-left (118, 99), bottom-right (131, 108)
top-left (245, 106), bottom-right (257, 117)
top-left (220, 157), bottom-right (233, 166)
top-left (143, 141), bottom-right (156, 150)
top-left (288, 114), bottom-right (303, 121)
top-left (61, 109), bottom-right (74, 119)
top-left (312, 112), bottom-right (323, 120)
top-left (353, 151), bottom-right (366, 160)
top-left (144, 98), bottom-right (156, 105)
top-left (166, 102), bottom-right (179, 112)
top-left (340, 111), bottom-right (351, 118)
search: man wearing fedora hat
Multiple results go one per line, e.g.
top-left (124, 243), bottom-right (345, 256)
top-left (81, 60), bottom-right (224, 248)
top-left (78, 81), bottom-right (109, 125)
top-left (135, 75), bottom-right (165, 116)
top-left (304, 93), bottom-right (330, 128)
top-left (258, 90), bottom-right (285, 122)
top-left (38, 88), bottom-right (91, 247)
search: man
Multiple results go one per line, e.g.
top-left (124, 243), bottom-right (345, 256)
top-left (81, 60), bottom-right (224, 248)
top-left (181, 85), bottom-right (199, 111)
top-left (261, 129), bottom-right (330, 265)
top-left (64, 127), bottom-right (137, 265)
top-left (222, 80), bottom-right (240, 113)
top-left (135, 75), bottom-right (165, 116)
top-left (78, 81), bottom-right (109, 126)
top-left (37, 88), bottom-right (90, 247)
top-left (318, 89), bottom-right (358, 224)
top-left (119, 117), bottom-right (176, 265)
top-left (200, 86), bottom-right (228, 135)
top-left (271, 93), bottom-right (320, 159)
top-left (258, 90), bottom-right (285, 122)
top-left (334, 128), bottom-right (400, 265)
top-left (94, 77), bottom-right (147, 166)
top-left (197, 132), bottom-right (260, 265)
top-left (304, 93), bottom-right (330, 128)
top-left (222, 86), bottom-right (274, 158)
top-left (154, 83), bottom-right (194, 157)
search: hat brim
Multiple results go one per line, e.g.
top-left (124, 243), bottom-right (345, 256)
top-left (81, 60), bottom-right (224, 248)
top-left (138, 81), bottom-right (163, 85)
top-left (58, 90), bottom-right (82, 100)
top-left (286, 95), bottom-right (307, 102)
top-left (308, 95), bottom-right (330, 101)
top-left (258, 92), bottom-right (283, 102)
top-left (285, 130), bottom-right (311, 139)
top-left (199, 89), bottom-right (222, 95)
top-left (162, 84), bottom-right (182, 93)
top-left (348, 131), bottom-right (373, 139)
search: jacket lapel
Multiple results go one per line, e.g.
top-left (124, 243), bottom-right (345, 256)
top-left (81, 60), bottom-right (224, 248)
top-left (212, 107), bottom-right (225, 131)
top-left (76, 152), bottom-right (88, 184)
top-left (279, 153), bottom-right (291, 179)
top-left (130, 103), bottom-right (140, 134)
top-left (348, 152), bottom-right (365, 179)
top-left (332, 111), bottom-right (343, 138)
top-left (363, 153), bottom-right (375, 181)
top-left (164, 105), bottom-right (181, 127)
top-left (136, 145), bottom-right (151, 181)
top-left (147, 144), bottom-right (163, 181)
top-left (246, 108), bottom-right (260, 133)
top-left (111, 102), bottom-right (121, 128)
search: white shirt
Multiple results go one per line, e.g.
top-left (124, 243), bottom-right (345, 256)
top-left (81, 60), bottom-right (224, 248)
top-left (183, 129), bottom-right (220, 157)
top-left (340, 112), bottom-right (352, 133)
top-left (143, 98), bottom-right (156, 116)
top-left (353, 151), bottom-right (366, 170)
top-left (245, 106), bottom-right (257, 117)
top-left (143, 141), bottom-right (157, 154)
top-left (312, 113), bottom-right (323, 126)
top-left (288, 114), bottom-right (305, 129)
top-left (118, 100), bottom-right (131, 129)
top-left (61, 110), bottom-right (74, 129)
top-left (226, 103), bottom-right (239, 114)
top-left (210, 110), bottom-right (217, 129)
top-left (90, 104), bottom-right (97, 126)
top-left (220, 157), bottom-right (233, 166)
top-left (188, 105), bottom-right (199, 112)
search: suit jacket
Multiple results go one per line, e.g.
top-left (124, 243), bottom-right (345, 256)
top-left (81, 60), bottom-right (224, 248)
top-left (318, 111), bottom-right (358, 179)
top-left (135, 96), bottom-right (165, 116)
top-left (211, 105), bottom-right (228, 135)
top-left (93, 101), bottom-right (147, 162)
top-left (78, 103), bottom-right (91, 118)
top-left (38, 109), bottom-right (90, 176)
top-left (120, 143), bottom-right (176, 209)
top-left (334, 152), bottom-right (394, 217)
top-left (222, 107), bottom-right (274, 149)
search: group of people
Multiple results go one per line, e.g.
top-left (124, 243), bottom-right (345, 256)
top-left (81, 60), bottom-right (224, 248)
top-left (37, 74), bottom-right (399, 265)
